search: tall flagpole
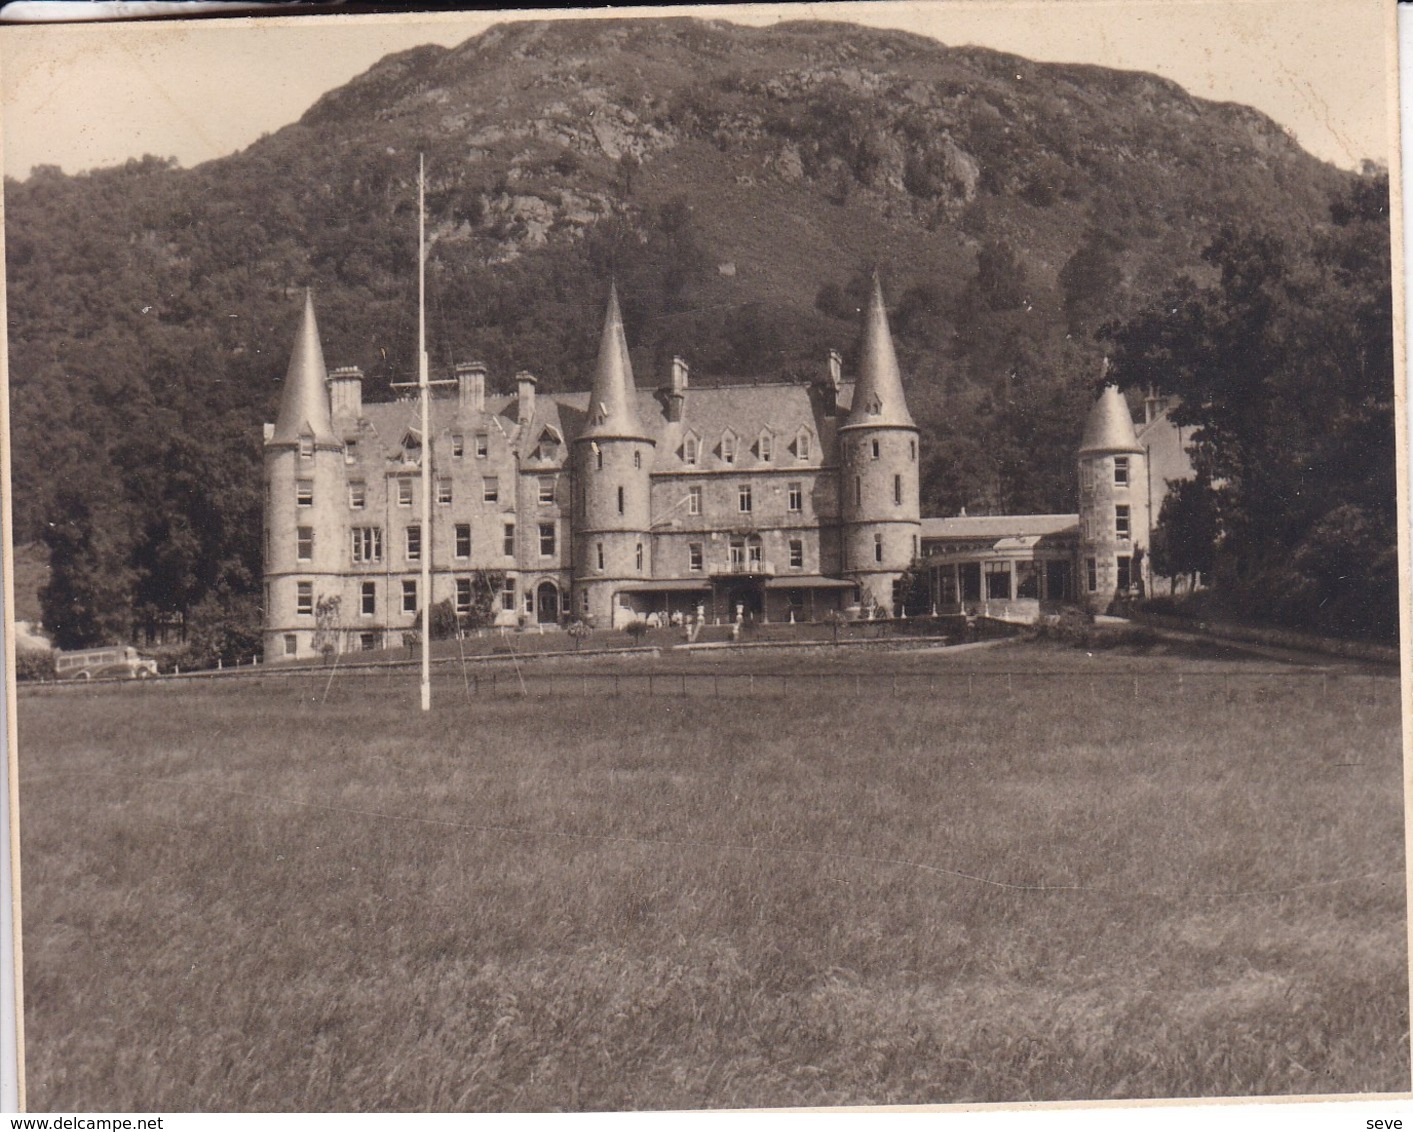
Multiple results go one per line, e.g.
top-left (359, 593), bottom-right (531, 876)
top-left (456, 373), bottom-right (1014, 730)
top-left (418, 153), bottom-right (431, 712)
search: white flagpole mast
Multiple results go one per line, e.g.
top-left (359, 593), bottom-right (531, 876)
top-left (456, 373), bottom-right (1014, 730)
top-left (418, 153), bottom-right (431, 712)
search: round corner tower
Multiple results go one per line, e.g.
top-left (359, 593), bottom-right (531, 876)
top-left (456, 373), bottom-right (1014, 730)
top-left (838, 275), bottom-right (921, 614)
top-left (1077, 383), bottom-right (1150, 613)
top-left (572, 286), bottom-right (655, 628)
top-left (263, 290), bottom-right (347, 660)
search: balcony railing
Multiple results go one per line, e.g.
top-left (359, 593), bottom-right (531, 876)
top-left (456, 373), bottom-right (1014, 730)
top-left (718, 559), bottom-right (777, 577)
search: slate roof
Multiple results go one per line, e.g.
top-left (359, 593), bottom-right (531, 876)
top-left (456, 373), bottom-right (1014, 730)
top-left (920, 514), bottom-right (1079, 542)
top-left (268, 291), bottom-right (340, 448)
top-left (1079, 385), bottom-right (1142, 455)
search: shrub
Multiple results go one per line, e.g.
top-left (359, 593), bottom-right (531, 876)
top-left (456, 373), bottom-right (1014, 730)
top-left (14, 647), bottom-right (54, 682)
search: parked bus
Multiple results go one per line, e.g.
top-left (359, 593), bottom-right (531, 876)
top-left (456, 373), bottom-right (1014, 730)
top-left (54, 646), bottom-right (158, 680)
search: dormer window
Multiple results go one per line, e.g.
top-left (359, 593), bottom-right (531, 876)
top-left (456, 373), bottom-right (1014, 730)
top-left (865, 395), bottom-right (882, 416)
top-left (796, 428), bottom-right (813, 462)
top-left (401, 431), bottom-right (422, 465)
top-left (536, 426), bottom-right (562, 461)
top-left (758, 430), bottom-right (773, 462)
top-left (683, 432), bottom-right (700, 466)
top-left (721, 431), bottom-right (737, 465)
top-left (298, 434), bottom-right (313, 458)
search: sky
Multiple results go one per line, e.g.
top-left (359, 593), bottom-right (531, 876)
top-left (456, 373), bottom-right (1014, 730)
top-left (0, 0), bottom-right (1396, 180)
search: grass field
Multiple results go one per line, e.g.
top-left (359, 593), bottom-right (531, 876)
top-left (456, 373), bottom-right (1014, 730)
top-left (15, 640), bottom-right (1408, 1111)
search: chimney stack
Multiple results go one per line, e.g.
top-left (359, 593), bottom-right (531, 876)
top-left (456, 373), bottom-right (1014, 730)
top-left (327, 365), bottom-right (363, 420)
top-left (516, 370), bottom-right (537, 427)
top-left (667, 356), bottom-right (688, 423)
top-left (456, 361), bottom-right (487, 412)
top-left (827, 349), bottom-right (843, 390)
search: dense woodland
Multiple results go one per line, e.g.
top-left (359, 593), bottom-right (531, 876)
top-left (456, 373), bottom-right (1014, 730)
top-left (4, 18), bottom-right (1395, 658)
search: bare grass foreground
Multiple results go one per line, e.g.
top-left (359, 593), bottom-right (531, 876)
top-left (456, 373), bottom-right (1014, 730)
top-left (16, 641), bottom-right (1407, 1110)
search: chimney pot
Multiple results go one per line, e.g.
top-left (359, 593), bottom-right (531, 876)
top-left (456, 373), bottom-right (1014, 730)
top-left (455, 361), bottom-right (487, 412)
top-left (516, 370), bottom-right (537, 426)
top-left (327, 365), bottom-right (363, 419)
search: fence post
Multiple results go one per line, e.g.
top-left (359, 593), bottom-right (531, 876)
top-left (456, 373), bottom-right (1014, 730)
top-left (649, 674), bottom-right (655, 697)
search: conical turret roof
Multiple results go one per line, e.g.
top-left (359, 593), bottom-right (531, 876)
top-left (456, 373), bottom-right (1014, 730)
top-left (269, 290), bottom-right (339, 448)
top-left (842, 274), bottom-right (915, 431)
top-left (1079, 384), bottom-right (1142, 454)
top-left (579, 285), bottom-right (651, 442)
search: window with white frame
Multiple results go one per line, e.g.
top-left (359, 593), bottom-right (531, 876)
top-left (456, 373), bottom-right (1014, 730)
top-left (406, 525), bottom-right (421, 562)
top-left (296, 527), bottom-right (313, 561)
top-left (299, 434), bottom-right (313, 458)
top-left (361, 581), bottom-right (375, 616)
top-left (503, 522), bottom-right (515, 557)
top-left (296, 581), bottom-right (313, 615)
top-left (788, 482), bottom-right (803, 512)
top-left (455, 524), bottom-right (471, 559)
top-left (721, 431), bottom-right (736, 464)
top-left (1116, 505), bottom-right (1131, 540)
top-left (689, 543), bottom-right (703, 572)
top-left (344, 438), bottom-right (358, 464)
top-left (539, 477), bottom-right (556, 505)
top-left (396, 478), bottom-right (413, 507)
top-left (796, 428), bottom-right (812, 461)
top-left (296, 480), bottom-right (313, 507)
top-left (738, 483), bottom-right (752, 513)
top-left (683, 434), bottom-right (699, 465)
top-left (688, 485), bottom-right (702, 515)
top-left (1114, 456), bottom-right (1130, 486)
top-left (789, 539), bottom-right (803, 569)
top-left (437, 480), bottom-right (452, 505)
top-left (483, 476), bottom-right (498, 503)
top-left (452, 433), bottom-right (465, 458)
top-left (455, 578), bottom-right (472, 614)
top-left (758, 431), bottom-right (772, 462)
top-left (348, 482), bottom-right (366, 509)
top-left (475, 433), bottom-right (489, 458)
top-left (501, 577), bottom-right (515, 611)
top-left (351, 527), bottom-right (383, 563)
top-left (539, 523), bottom-right (556, 557)
top-left (402, 579), bottom-right (417, 614)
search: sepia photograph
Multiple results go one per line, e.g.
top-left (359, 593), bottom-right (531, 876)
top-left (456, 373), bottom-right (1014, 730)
top-left (0, 0), bottom-right (1405, 1114)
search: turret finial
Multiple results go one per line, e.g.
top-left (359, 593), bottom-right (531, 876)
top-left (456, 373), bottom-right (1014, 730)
top-left (842, 273), bottom-right (915, 431)
top-left (580, 284), bottom-right (649, 441)
top-left (269, 290), bottom-right (338, 448)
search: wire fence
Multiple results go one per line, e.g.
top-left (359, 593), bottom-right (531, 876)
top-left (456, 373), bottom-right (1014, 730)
top-left (40, 663), bottom-right (1391, 708)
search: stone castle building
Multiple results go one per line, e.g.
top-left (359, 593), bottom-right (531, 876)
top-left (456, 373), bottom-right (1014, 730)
top-left (263, 280), bottom-right (1185, 660)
